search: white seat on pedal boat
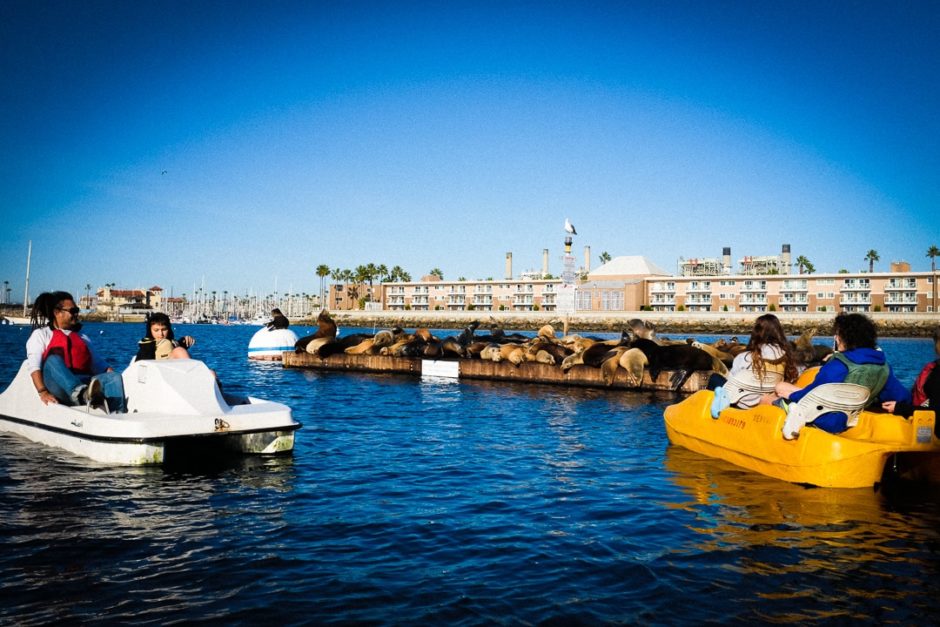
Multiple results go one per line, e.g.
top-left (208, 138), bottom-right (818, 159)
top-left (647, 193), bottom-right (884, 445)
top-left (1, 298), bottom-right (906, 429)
top-left (782, 382), bottom-right (871, 440)
top-left (724, 369), bottom-right (783, 406)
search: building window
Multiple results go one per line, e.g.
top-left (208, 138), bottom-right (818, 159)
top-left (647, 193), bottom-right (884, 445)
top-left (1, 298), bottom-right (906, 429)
top-left (576, 290), bottom-right (592, 311)
top-left (601, 290), bottom-right (623, 311)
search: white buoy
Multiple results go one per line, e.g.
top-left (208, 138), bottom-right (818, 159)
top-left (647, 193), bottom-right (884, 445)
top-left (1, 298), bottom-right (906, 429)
top-left (247, 327), bottom-right (299, 361)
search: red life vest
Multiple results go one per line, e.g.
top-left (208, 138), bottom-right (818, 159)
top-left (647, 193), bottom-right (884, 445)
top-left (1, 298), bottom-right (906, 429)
top-left (912, 360), bottom-right (938, 407)
top-left (41, 329), bottom-right (93, 374)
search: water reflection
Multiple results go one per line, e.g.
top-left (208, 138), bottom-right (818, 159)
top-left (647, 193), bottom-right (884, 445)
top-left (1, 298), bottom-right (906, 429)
top-left (661, 444), bottom-right (940, 558)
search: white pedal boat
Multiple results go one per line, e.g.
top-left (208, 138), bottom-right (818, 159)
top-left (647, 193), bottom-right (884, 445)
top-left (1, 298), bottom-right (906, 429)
top-left (0, 358), bottom-right (301, 465)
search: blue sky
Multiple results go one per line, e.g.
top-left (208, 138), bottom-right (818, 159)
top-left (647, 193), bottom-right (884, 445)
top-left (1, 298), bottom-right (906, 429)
top-left (1, 0), bottom-right (938, 301)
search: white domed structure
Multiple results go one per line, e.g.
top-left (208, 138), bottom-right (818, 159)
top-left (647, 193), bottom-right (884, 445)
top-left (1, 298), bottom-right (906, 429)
top-left (248, 327), bottom-right (299, 361)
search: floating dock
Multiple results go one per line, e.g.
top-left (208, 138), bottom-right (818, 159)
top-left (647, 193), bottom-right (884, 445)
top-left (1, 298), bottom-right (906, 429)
top-left (282, 352), bottom-right (709, 393)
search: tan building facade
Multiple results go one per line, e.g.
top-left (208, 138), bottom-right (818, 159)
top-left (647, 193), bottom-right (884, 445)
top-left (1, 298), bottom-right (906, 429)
top-left (378, 276), bottom-right (559, 312)
top-left (95, 286), bottom-right (164, 314)
top-left (330, 257), bottom-right (939, 315)
top-left (647, 271), bottom-right (936, 314)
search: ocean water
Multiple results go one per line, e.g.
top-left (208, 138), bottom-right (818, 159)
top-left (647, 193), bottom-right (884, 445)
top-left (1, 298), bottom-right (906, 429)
top-left (1, 322), bottom-right (939, 624)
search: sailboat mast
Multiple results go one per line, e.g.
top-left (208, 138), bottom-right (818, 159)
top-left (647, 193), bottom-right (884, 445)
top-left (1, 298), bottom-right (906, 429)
top-left (22, 240), bottom-right (31, 317)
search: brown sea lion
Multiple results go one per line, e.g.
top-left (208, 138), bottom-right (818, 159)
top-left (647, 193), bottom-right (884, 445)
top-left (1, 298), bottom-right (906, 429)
top-left (600, 346), bottom-right (630, 386)
top-left (619, 348), bottom-right (648, 387)
top-left (294, 309), bottom-right (338, 352)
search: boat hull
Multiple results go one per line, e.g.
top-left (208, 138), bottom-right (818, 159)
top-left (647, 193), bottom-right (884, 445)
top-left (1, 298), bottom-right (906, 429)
top-left (664, 390), bottom-right (939, 488)
top-left (0, 360), bottom-right (301, 465)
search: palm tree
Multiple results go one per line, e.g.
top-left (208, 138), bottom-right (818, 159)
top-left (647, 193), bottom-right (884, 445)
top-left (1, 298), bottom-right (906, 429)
top-left (927, 245), bottom-right (939, 272)
top-left (794, 255), bottom-right (815, 275)
top-left (341, 269), bottom-right (356, 307)
top-left (599, 251), bottom-right (612, 265)
top-left (430, 267), bottom-right (444, 280)
top-left (376, 264), bottom-right (389, 283)
top-left (84, 283), bottom-right (91, 310)
top-left (389, 265), bottom-right (406, 282)
top-left (864, 249), bottom-right (880, 273)
top-left (928, 245), bottom-right (940, 311)
top-left (316, 264), bottom-right (331, 306)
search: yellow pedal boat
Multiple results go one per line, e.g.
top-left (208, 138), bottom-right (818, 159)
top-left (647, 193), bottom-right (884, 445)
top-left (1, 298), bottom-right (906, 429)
top-left (663, 390), bottom-right (940, 489)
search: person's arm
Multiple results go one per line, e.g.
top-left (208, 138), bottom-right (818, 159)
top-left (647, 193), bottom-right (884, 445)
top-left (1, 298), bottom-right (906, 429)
top-left (883, 399), bottom-right (915, 418)
top-left (25, 328), bottom-right (56, 404)
top-left (876, 367), bottom-right (912, 404)
top-left (778, 359), bottom-right (847, 403)
top-left (83, 334), bottom-right (113, 374)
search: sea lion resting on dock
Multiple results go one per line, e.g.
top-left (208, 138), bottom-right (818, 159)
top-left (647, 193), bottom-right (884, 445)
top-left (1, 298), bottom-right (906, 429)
top-left (630, 336), bottom-right (718, 391)
top-left (790, 327), bottom-right (832, 367)
top-left (294, 310), bottom-right (338, 353)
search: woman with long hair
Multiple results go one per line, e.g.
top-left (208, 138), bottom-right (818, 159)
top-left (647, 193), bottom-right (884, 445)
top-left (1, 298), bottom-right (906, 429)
top-left (26, 291), bottom-right (125, 412)
top-left (710, 313), bottom-right (798, 415)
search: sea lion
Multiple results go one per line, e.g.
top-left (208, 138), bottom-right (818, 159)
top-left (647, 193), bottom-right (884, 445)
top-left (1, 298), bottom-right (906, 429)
top-left (534, 349), bottom-right (555, 365)
top-left (480, 344), bottom-right (502, 362)
top-left (690, 340), bottom-right (734, 368)
top-left (791, 327), bottom-right (832, 366)
top-left (618, 348), bottom-right (648, 387)
top-left (600, 346), bottom-right (630, 386)
top-left (456, 321), bottom-right (480, 347)
top-left (294, 309), bottom-right (337, 352)
top-left (266, 308), bottom-right (290, 331)
top-left (344, 338), bottom-right (375, 355)
top-left (498, 343), bottom-right (525, 366)
top-left (441, 338), bottom-right (467, 358)
top-left (537, 324), bottom-right (556, 340)
top-left (714, 338), bottom-right (747, 357)
top-left (627, 319), bottom-right (656, 340)
top-left (630, 337), bottom-right (717, 390)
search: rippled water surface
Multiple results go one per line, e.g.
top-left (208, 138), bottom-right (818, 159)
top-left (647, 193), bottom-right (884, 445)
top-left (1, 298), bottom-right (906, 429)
top-left (1, 323), bottom-right (939, 624)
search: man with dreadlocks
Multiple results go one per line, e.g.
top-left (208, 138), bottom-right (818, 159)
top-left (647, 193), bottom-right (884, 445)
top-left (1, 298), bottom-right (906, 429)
top-left (26, 291), bottom-right (126, 413)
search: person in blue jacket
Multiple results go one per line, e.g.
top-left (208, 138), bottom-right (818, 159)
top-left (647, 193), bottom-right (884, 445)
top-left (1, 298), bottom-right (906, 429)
top-left (774, 312), bottom-right (911, 434)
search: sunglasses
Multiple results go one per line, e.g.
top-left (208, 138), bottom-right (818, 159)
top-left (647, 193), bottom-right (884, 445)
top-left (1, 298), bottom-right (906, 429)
top-left (57, 306), bottom-right (81, 315)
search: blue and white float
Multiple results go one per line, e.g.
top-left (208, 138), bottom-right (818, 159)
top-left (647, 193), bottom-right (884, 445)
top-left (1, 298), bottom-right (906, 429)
top-left (247, 327), bottom-right (299, 361)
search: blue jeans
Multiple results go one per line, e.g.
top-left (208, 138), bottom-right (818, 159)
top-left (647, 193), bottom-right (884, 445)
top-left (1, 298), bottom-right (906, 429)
top-left (42, 355), bottom-right (126, 413)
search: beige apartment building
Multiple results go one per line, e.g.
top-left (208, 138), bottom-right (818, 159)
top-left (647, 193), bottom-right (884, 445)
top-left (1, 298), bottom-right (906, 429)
top-left (370, 258), bottom-right (937, 315)
top-left (379, 275), bottom-right (560, 312)
top-left (645, 270), bottom-right (934, 313)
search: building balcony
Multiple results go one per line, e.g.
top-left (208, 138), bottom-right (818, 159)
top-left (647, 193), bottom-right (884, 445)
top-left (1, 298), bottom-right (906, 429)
top-left (840, 296), bottom-right (871, 305)
top-left (885, 281), bottom-right (917, 291)
top-left (884, 295), bottom-right (918, 304)
top-left (739, 297), bottom-right (768, 305)
top-left (841, 281), bottom-right (870, 291)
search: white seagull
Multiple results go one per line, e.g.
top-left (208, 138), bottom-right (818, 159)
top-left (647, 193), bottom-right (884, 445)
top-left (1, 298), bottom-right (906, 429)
top-left (564, 218), bottom-right (577, 235)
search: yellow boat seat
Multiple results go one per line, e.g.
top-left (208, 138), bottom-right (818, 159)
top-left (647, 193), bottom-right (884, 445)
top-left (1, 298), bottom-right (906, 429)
top-left (782, 382), bottom-right (871, 440)
top-left (724, 369), bottom-right (784, 406)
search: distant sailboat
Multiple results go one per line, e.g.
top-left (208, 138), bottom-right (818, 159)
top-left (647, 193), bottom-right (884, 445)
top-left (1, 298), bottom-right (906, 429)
top-left (2, 241), bottom-right (31, 325)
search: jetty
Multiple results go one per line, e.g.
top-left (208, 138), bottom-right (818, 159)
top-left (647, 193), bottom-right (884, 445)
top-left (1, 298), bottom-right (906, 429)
top-left (282, 352), bottom-right (709, 393)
